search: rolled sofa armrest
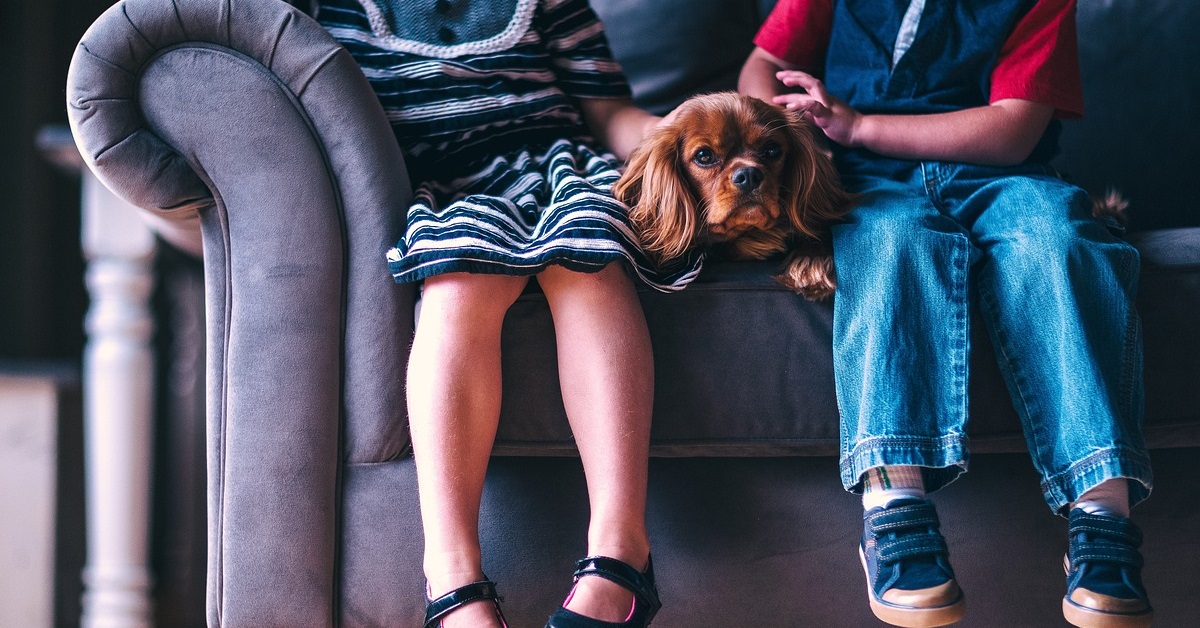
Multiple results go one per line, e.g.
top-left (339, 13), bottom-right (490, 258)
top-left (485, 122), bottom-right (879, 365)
top-left (67, 0), bottom-right (414, 625)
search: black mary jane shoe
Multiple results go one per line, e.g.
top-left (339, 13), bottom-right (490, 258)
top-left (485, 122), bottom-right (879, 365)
top-left (423, 579), bottom-right (508, 628)
top-left (545, 555), bottom-right (662, 628)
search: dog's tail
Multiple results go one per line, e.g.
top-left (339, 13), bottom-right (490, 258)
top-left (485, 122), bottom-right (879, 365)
top-left (1092, 188), bottom-right (1129, 227)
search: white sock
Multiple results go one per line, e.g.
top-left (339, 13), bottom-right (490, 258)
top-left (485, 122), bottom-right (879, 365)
top-left (1073, 479), bottom-right (1130, 518)
top-left (862, 466), bottom-right (926, 511)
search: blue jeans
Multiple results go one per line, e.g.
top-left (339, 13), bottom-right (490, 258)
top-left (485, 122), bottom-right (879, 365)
top-left (831, 158), bottom-right (1152, 514)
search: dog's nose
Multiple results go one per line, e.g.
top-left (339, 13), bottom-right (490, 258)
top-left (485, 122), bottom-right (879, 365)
top-left (731, 166), bottom-right (764, 192)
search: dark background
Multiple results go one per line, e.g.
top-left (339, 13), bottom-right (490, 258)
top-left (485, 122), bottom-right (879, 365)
top-left (3, 2), bottom-right (209, 626)
top-left (0, 0), bottom-right (112, 362)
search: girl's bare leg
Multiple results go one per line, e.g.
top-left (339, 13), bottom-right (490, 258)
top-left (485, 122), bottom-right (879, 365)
top-left (407, 272), bottom-right (528, 628)
top-left (537, 262), bottom-right (655, 622)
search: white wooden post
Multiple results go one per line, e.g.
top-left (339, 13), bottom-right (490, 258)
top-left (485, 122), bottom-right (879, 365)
top-left (79, 171), bottom-right (157, 628)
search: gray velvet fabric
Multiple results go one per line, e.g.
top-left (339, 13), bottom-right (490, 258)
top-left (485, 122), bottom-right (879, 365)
top-left (65, 0), bottom-right (1200, 626)
top-left (69, 1), bottom-right (412, 625)
top-left (590, 0), bottom-right (778, 114)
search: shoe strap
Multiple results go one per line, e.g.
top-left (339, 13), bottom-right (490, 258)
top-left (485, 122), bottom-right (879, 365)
top-left (572, 555), bottom-right (662, 614)
top-left (1067, 512), bottom-right (1145, 571)
top-left (866, 501), bottom-right (941, 534)
top-left (1068, 511), bottom-right (1143, 546)
top-left (876, 531), bottom-right (950, 565)
top-left (423, 580), bottom-right (503, 628)
top-left (866, 501), bottom-right (948, 566)
top-left (1069, 542), bottom-right (1145, 571)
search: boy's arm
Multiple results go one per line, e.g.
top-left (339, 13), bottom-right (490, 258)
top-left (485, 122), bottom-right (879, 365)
top-left (739, 46), bottom-right (798, 103)
top-left (850, 100), bottom-right (1054, 166)
top-left (775, 71), bottom-right (1054, 166)
top-left (579, 98), bottom-right (661, 161)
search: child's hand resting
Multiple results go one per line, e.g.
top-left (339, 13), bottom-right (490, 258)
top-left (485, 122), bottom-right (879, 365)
top-left (772, 70), bottom-right (861, 148)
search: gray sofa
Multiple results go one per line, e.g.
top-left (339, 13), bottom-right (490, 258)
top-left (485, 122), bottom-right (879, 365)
top-left (67, 0), bottom-right (1199, 626)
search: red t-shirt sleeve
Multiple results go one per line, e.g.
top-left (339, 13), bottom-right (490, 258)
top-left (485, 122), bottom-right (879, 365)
top-left (990, 0), bottom-right (1085, 118)
top-left (753, 0), bottom-right (835, 74)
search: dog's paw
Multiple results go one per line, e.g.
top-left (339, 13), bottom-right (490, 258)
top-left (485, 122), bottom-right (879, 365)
top-left (776, 251), bottom-right (836, 301)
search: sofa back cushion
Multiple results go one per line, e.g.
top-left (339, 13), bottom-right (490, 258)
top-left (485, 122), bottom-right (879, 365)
top-left (1054, 0), bottom-right (1200, 230)
top-left (591, 0), bottom-right (777, 114)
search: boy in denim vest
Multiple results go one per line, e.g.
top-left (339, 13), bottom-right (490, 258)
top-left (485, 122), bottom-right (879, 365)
top-left (741, 1), bottom-right (1153, 626)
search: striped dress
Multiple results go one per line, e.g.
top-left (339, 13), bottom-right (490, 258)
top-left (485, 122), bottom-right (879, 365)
top-left (316, 0), bottom-right (703, 291)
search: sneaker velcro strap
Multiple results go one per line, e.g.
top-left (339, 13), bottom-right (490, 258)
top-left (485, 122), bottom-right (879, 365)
top-left (867, 502), bottom-right (941, 533)
top-left (1069, 541), bottom-right (1145, 570)
top-left (1068, 513), bottom-right (1143, 546)
top-left (876, 532), bottom-right (949, 565)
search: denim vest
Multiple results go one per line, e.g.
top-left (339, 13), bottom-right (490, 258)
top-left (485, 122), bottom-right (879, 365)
top-left (825, 0), bottom-right (1062, 164)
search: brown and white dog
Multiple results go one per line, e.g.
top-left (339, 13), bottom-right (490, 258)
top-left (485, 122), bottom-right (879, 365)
top-left (614, 91), bottom-right (851, 300)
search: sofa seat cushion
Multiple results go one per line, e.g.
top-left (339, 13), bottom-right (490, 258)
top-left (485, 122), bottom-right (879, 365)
top-left (1128, 228), bottom-right (1200, 448)
top-left (488, 225), bottom-right (1200, 457)
top-left (491, 260), bottom-right (1033, 457)
top-left (493, 261), bottom-right (840, 457)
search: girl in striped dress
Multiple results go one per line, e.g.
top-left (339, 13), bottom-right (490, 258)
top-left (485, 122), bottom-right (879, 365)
top-left (316, 1), bottom-right (684, 626)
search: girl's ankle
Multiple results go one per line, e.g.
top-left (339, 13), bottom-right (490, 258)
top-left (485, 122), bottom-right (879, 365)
top-left (563, 574), bottom-right (638, 623)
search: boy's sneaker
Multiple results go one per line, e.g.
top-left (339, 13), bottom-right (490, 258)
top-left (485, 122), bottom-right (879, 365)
top-left (1063, 508), bottom-right (1153, 628)
top-left (860, 498), bottom-right (965, 627)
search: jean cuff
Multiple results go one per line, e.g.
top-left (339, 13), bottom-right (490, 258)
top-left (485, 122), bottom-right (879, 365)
top-left (839, 434), bottom-right (970, 494)
top-left (1041, 447), bottom-right (1154, 515)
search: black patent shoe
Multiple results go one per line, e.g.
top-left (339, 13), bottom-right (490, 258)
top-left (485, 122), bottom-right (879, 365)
top-left (423, 579), bottom-right (507, 628)
top-left (545, 555), bottom-right (662, 628)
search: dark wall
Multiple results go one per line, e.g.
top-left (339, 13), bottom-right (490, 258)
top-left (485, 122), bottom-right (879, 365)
top-left (0, 0), bottom-right (112, 360)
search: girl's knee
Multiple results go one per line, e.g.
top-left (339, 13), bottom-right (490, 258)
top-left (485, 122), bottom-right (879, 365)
top-left (538, 261), bottom-right (632, 295)
top-left (420, 273), bottom-right (528, 317)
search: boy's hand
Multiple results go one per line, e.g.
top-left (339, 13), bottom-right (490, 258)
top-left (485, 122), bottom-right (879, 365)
top-left (773, 70), bottom-right (861, 147)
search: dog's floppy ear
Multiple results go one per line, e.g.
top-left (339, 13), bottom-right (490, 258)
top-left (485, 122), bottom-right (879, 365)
top-left (778, 111), bottom-right (851, 239)
top-left (613, 124), bottom-right (701, 264)
top-left (771, 110), bottom-right (850, 301)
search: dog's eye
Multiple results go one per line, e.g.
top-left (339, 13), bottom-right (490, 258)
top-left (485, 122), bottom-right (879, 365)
top-left (761, 142), bottom-right (782, 160)
top-left (692, 148), bottom-right (717, 166)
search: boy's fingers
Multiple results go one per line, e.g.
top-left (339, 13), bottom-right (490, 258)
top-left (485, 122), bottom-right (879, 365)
top-left (775, 70), bottom-right (830, 104)
top-left (771, 93), bottom-right (807, 104)
top-left (804, 102), bottom-right (830, 119)
top-left (772, 94), bottom-right (816, 110)
top-left (776, 70), bottom-right (818, 88)
top-left (776, 69), bottom-right (814, 80)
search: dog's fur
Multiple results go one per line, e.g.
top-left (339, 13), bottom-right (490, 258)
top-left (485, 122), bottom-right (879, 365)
top-left (614, 92), bottom-right (850, 300)
top-left (1092, 188), bottom-right (1130, 226)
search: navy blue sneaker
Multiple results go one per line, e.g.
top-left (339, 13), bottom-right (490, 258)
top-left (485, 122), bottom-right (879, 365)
top-left (860, 498), bottom-right (965, 627)
top-left (1063, 509), bottom-right (1153, 628)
